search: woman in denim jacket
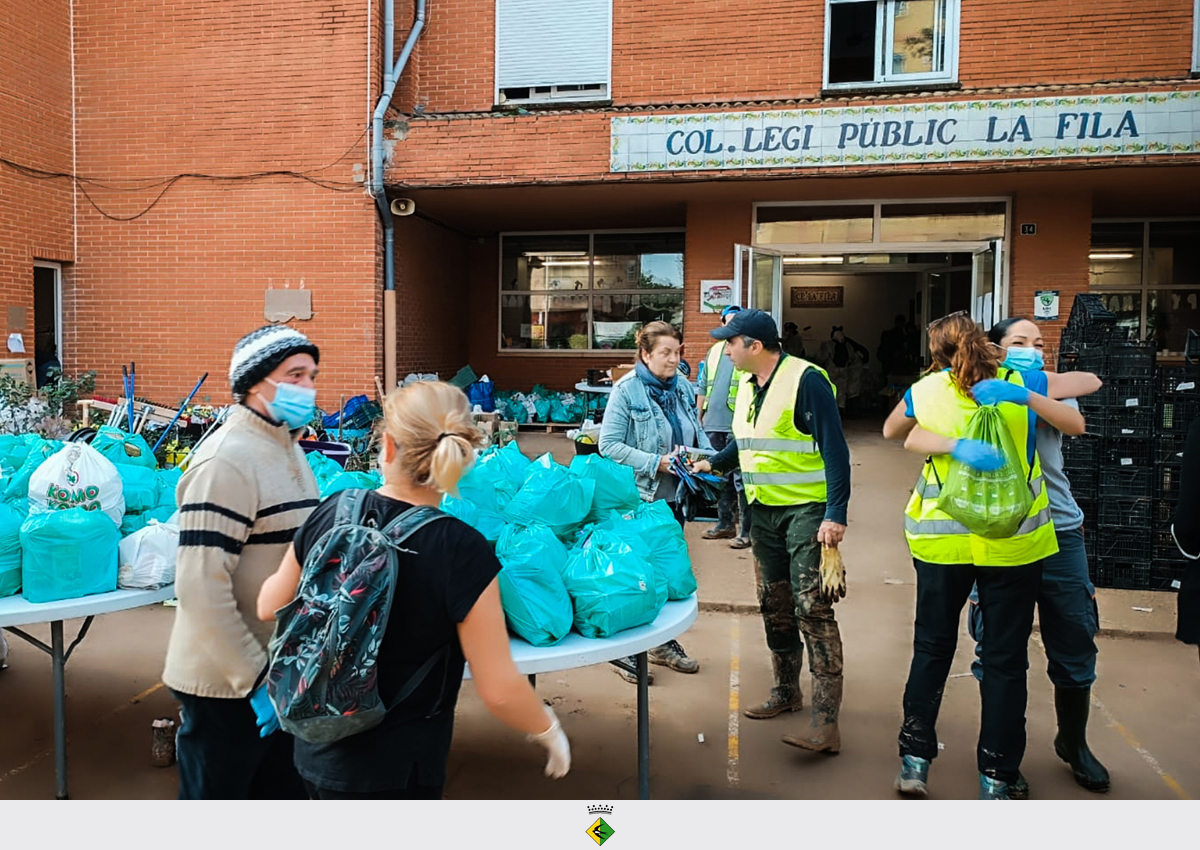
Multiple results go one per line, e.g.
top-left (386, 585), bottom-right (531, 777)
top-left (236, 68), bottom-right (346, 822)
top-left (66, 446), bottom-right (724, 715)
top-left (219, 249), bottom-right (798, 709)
top-left (600, 321), bottom-right (711, 683)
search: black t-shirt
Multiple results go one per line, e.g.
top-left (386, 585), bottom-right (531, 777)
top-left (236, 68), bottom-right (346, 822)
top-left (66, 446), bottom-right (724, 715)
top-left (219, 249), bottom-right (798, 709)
top-left (289, 489), bottom-right (501, 792)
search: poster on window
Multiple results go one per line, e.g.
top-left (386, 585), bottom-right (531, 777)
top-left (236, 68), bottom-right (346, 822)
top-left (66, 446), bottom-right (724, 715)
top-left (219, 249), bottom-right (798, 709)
top-left (1034, 291), bottom-right (1060, 320)
top-left (700, 280), bottom-right (735, 313)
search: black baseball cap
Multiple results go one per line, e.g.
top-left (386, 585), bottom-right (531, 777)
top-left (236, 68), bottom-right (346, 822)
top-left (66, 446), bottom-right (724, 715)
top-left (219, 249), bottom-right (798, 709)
top-left (710, 308), bottom-right (780, 345)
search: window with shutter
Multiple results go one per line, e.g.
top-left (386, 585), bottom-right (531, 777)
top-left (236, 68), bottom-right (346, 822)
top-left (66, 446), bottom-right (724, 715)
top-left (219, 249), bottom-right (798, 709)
top-left (495, 0), bottom-right (612, 104)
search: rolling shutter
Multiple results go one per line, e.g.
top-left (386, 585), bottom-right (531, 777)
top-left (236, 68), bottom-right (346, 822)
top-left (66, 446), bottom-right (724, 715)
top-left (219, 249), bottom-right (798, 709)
top-left (496, 0), bottom-right (611, 90)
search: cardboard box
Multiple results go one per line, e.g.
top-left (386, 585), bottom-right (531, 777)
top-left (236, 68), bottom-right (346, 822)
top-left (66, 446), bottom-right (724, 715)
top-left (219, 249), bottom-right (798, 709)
top-left (611, 364), bottom-right (636, 384)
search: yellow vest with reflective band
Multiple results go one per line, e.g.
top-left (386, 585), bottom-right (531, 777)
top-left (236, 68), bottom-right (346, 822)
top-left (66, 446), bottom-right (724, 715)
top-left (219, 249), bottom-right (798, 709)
top-left (732, 355), bottom-right (831, 506)
top-left (700, 341), bottom-right (741, 414)
top-left (904, 370), bottom-right (1059, 566)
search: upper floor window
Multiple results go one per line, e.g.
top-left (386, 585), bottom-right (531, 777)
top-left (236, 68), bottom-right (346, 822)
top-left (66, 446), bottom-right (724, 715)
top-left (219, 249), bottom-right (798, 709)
top-left (1193, 0), bottom-right (1199, 73)
top-left (825, 0), bottom-right (959, 89)
top-left (496, 0), bottom-right (612, 105)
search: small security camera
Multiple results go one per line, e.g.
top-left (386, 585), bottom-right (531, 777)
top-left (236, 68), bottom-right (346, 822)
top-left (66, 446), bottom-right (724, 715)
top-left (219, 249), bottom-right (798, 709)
top-left (390, 198), bottom-right (416, 216)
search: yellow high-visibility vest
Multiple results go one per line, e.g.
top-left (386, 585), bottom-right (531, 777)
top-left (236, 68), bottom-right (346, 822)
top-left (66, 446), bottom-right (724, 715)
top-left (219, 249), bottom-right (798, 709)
top-left (732, 355), bottom-right (831, 506)
top-left (700, 341), bottom-right (741, 414)
top-left (904, 370), bottom-right (1059, 566)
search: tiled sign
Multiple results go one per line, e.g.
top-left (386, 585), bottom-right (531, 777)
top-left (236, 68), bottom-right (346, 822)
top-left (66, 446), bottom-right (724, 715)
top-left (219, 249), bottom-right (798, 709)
top-left (610, 91), bottom-right (1200, 172)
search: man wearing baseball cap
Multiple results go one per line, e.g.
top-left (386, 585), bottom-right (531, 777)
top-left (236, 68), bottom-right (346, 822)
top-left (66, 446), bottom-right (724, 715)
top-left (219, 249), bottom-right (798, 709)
top-left (696, 305), bottom-right (753, 548)
top-left (163, 325), bottom-right (321, 799)
top-left (693, 309), bottom-right (851, 754)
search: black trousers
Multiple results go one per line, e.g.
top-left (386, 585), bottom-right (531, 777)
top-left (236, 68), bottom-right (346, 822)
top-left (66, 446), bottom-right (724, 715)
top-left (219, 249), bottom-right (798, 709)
top-left (302, 776), bottom-right (443, 800)
top-left (173, 689), bottom-right (308, 800)
top-left (898, 558), bottom-right (1042, 783)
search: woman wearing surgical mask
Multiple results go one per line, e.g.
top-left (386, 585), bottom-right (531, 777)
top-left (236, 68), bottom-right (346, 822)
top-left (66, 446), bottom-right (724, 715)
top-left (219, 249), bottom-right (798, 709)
top-left (967, 317), bottom-right (1110, 795)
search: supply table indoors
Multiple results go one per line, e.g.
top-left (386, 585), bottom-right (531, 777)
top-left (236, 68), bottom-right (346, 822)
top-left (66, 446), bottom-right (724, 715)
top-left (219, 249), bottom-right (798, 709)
top-left (465, 594), bottom-right (698, 800)
top-left (0, 585), bottom-right (177, 799)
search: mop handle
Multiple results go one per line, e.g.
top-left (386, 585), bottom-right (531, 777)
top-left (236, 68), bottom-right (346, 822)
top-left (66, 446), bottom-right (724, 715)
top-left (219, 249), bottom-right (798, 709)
top-left (151, 372), bottom-right (209, 454)
top-left (128, 362), bottom-right (136, 435)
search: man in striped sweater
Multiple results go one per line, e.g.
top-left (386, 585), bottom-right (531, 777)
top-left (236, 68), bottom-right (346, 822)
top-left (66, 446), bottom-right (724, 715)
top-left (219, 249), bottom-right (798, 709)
top-left (163, 325), bottom-right (321, 799)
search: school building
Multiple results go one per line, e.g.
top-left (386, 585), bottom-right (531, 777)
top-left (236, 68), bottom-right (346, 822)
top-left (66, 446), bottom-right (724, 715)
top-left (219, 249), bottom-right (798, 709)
top-left (3, 0), bottom-right (1200, 403)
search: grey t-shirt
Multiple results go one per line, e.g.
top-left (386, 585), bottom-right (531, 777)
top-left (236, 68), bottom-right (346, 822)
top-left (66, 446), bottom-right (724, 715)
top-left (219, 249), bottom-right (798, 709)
top-left (700, 346), bottom-right (737, 434)
top-left (1041, 398), bottom-right (1085, 531)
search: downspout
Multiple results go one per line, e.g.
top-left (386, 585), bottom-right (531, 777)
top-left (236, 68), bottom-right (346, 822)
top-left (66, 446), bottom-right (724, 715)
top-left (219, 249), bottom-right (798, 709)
top-left (372, 0), bottom-right (427, 392)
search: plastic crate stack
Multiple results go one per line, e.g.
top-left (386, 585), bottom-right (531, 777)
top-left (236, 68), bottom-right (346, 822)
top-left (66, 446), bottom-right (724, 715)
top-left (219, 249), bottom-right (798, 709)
top-left (1152, 364), bottom-right (1200, 590)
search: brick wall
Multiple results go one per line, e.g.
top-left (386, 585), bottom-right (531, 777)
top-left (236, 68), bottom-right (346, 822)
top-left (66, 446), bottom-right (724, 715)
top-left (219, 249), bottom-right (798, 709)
top-left (0, 0), bottom-right (74, 363)
top-left (394, 214), bottom-right (471, 378)
top-left (67, 0), bottom-right (382, 405)
top-left (683, 202), bottom-right (754, 363)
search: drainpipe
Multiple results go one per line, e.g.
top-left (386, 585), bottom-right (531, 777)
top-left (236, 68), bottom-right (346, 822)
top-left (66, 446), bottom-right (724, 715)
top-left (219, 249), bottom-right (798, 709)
top-left (372, 0), bottom-right (427, 392)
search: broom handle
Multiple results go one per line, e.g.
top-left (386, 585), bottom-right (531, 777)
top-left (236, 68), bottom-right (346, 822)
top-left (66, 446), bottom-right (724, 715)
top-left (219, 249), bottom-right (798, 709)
top-left (151, 372), bottom-right (209, 454)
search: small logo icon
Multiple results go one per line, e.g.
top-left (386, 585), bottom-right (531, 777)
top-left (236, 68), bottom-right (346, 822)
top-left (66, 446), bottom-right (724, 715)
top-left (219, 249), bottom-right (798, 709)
top-left (66, 470), bottom-right (79, 486)
top-left (586, 805), bottom-right (615, 846)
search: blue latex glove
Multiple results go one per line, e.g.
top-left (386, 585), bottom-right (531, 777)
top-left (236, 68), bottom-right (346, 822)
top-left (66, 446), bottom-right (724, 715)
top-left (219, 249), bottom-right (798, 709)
top-left (972, 378), bottom-right (1030, 406)
top-left (249, 684), bottom-right (280, 738)
top-left (951, 438), bottom-right (1006, 472)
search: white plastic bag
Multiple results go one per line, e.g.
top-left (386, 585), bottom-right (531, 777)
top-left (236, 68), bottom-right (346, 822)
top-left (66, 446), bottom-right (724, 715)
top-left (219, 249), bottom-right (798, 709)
top-left (117, 520), bottom-right (179, 590)
top-left (29, 443), bottom-right (125, 527)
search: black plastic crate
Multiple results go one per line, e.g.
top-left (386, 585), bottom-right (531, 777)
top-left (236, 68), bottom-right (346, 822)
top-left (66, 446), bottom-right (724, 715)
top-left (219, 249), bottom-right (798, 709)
top-left (1150, 560), bottom-right (1188, 592)
top-left (1157, 395), bottom-right (1200, 436)
top-left (1097, 527), bottom-right (1151, 559)
top-left (1156, 434), bottom-right (1187, 465)
top-left (1100, 466), bottom-right (1154, 496)
top-left (1156, 462), bottom-right (1185, 500)
top-left (1062, 433), bottom-right (1101, 465)
top-left (1098, 495), bottom-right (1153, 528)
top-left (1156, 364), bottom-right (1200, 397)
top-left (1154, 529), bottom-right (1182, 560)
top-left (1064, 467), bottom-right (1098, 499)
top-left (1093, 558), bottom-right (1151, 590)
top-left (1103, 437), bottom-right (1154, 467)
top-left (1105, 342), bottom-right (1156, 379)
top-left (1097, 405), bottom-right (1156, 440)
top-left (1096, 377), bottom-right (1154, 407)
top-left (1154, 498), bottom-right (1178, 526)
top-left (1075, 496), bottom-right (1097, 524)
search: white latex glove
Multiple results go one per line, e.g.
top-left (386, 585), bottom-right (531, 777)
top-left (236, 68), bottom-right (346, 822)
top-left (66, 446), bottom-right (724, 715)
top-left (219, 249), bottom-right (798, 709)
top-left (526, 705), bottom-right (571, 779)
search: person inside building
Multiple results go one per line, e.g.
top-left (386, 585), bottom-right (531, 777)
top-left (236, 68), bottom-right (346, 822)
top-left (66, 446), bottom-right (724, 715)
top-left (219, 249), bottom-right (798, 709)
top-left (696, 305), bottom-right (752, 549)
top-left (1170, 418), bottom-right (1200, 666)
top-left (257, 381), bottom-right (569, 799)
top-left (600, 320), bottom-right (709, 683)
top-left (162, 325), bottom-right (322, 800)
top-left (816, 326), bottom-right (870, 413)
top-left (882, 311), bottom-right (1059, 800)
top-left (692, 309), bottom-right (851, 754)
top-left (782, 322), bottom-right (807, 358)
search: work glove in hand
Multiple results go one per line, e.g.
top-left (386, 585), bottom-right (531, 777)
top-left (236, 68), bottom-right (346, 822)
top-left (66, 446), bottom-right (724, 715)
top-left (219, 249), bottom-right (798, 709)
top-left (951, 438), bottom-right (1005, 472)
top-left (972, 378), bottom-right (1030, 406)
top-left (818, 545), bottom-right (847, 603)
top-left (526, 705), bottom-right (571, 779)
top-left (249, 684), bottom-right (280, 738)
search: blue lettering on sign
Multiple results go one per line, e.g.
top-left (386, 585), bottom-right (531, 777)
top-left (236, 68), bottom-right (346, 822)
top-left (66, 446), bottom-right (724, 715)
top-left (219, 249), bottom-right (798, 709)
top-left (987, 115), bottom-right (1032, 143)
top-left (666, 130), bottom-right (684, 155)
top-left (743, 127), bottom-right (764, 153)
top-left (1114, 110), bottom-right (1139, 138)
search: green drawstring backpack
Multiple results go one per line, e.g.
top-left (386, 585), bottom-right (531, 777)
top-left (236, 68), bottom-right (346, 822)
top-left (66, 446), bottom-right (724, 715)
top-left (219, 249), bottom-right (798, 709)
top-left (934, 374), bottom-right (1034, 539)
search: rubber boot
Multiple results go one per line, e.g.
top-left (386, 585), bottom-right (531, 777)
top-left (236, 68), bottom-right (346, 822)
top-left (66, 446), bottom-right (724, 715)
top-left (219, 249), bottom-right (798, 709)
top-left (151, 717), bottom-right (176, 768)
top-left (1053, 686), bottom-right (1111, 792)
top-left (781, 675), bottom-right (841, 754)
top-left (743, 651), bottom-right (803, 719)
top-left (894, 754), bottom-right (930, 797)
top-left (979, 773), bottom-right (1013, 800)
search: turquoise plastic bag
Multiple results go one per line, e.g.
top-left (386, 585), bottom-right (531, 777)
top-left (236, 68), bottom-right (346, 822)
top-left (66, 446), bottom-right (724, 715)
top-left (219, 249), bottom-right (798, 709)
top-left (496, 525), bottom-right (573, 646)
top-left (3, 437), bottom-right (62, 503)
top-left (155, 468), bottom-right (183, 509)
top-left (569, 455), bottom-right (641, 522)
top-left (440, 494), bottom-right (506, 543)
top-left (20, 508), bottom-right (120, 603)
top-left (0, 502), bottom-right (24, 597)
top-left (459, 442), bottom-right (530, 513)
top-left (117, 464), bottom-right (159, 513)
top-left (90, 426), bottom-right (157, 468)
top-left (602, 501), bottom-right (697, 600)
top-left (564, 527), bottom-right (666, 638)
top-left (504, 453), bottom-right (595, 540)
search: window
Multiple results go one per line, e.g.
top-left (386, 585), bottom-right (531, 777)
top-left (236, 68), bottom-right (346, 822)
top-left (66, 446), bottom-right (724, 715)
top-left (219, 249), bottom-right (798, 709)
top-left (1194, 0), bottom-right (1200, 73)
top-left (1089, 220), bottom-right (1200, 353)
top-left (825, 0), bottom-right (959, 88)
top-left (496, 0), bottom-right (612, 105)
top-left (499, 232), bottom-right (684, 352)
top-left (755, 200), bottom-right (1005, 247)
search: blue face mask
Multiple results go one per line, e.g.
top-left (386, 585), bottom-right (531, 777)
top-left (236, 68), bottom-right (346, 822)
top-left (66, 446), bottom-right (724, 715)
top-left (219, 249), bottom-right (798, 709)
top-left (1003, 346), bottom-right (1044, 373)
top-left (260, 379), bottom-right (316, 429)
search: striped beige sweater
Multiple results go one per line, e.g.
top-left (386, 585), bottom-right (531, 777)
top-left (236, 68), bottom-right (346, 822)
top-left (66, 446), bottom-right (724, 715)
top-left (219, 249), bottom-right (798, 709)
top-left (162, 404), bottom-right (319, 699)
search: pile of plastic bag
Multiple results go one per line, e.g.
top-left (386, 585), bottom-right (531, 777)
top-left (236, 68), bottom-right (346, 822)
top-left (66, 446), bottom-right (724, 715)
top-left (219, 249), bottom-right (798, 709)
top-left (437, 443), bottom-right (697, 646)
top-left (493, 384), bottom-right (589, 425)
top-left (305, 450), bottom-right (383, 499)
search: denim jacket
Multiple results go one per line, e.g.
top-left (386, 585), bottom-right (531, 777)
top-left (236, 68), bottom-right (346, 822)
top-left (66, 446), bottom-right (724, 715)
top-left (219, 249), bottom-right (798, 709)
top-left (599, 371), bottom-right (713, 501)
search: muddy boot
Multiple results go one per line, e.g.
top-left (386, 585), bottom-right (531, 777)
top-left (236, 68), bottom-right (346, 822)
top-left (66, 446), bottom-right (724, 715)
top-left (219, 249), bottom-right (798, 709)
top-left (894, 754), bottom-right (930, 797)
top-left (1053, 686), bottom-right (1110, 792)
top-left (781, 675), bottom-right (841, 754)
top-left (979, 773), bottom-right (1015, 800)
top-left (743, 651), bottom-right (803, 719)
top-left (151, 717), bottom-right (176, 768)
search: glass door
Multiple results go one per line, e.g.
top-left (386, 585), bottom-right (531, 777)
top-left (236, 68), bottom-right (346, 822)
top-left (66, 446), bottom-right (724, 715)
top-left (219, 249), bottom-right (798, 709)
top-left (971, 239), bottom-right (1004, 330)
top-left (734, 244), bottom-right (784, 326)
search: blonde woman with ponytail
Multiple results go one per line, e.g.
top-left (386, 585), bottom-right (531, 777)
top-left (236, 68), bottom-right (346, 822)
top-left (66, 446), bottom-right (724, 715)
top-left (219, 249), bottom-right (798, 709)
top-left (258, 382), bottom-right (570, 799)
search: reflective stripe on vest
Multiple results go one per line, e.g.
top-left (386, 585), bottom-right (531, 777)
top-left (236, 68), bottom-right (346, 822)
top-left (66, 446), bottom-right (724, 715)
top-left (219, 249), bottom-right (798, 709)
top-left (903, 370), bottom-right (1058, 566)
top-left (731, 355), bottom-right (832, 507)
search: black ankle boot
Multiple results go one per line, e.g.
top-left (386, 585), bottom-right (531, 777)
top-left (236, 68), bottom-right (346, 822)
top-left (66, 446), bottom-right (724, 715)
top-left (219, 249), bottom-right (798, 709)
top-left (1053, 686), bottom-right (1110, 792)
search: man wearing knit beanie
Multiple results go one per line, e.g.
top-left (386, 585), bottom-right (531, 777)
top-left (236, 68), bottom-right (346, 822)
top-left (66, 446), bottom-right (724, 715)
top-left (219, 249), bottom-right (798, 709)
top-left (163, 325), bottom-right (321, 799)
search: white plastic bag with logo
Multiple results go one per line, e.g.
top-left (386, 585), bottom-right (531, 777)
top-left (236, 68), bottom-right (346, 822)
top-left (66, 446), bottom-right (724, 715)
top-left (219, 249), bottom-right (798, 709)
top-left (118, 520), bottom-right (178, 590)
top-left (28, 443), bottom-right (125, 527)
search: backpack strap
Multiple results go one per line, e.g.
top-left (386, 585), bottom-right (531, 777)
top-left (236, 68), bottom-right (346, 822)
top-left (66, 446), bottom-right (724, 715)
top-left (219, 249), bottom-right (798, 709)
top-left (384, 643), bottom-right (452, 716)
top-left (379, 504), bottom-right (451, 546)
top-left (334, 488), bottom-right (372, 527)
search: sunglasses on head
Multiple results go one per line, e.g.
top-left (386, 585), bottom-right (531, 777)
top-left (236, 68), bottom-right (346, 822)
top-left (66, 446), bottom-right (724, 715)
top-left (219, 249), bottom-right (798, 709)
top-left (927, 310), bottom-right (970, 331)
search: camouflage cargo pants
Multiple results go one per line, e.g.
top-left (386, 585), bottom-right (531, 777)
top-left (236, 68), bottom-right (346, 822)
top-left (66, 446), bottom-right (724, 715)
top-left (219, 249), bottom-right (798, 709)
top-left (750, 501), bottom-right (844, 721)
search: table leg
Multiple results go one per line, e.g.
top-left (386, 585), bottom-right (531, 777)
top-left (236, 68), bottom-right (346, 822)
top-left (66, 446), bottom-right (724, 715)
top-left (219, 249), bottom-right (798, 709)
top-left (636, 650), bottom-right (649, 800)
top-left (51, 620), bottom-right (68, 800)
top-left (528, 674), bottom-right (536, 687)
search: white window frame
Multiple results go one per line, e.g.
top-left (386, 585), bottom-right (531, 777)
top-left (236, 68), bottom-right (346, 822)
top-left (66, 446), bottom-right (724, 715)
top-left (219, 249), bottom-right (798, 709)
top-left (823, 0), bottom-right (960, 90)
top-left (497, 228), bottom-right (686, 355)
top-left (494, 0), bottom-right (614, 106)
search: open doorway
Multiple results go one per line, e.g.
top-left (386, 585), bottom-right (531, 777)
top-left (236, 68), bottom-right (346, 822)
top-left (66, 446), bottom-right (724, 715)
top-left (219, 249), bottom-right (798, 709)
top-left (33, 263), bottom-right (62, 388)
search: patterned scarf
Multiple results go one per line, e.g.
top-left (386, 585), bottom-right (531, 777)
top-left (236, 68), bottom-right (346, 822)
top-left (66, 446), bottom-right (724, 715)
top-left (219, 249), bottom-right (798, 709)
top-left (635, 360), bottom-right (684, 448)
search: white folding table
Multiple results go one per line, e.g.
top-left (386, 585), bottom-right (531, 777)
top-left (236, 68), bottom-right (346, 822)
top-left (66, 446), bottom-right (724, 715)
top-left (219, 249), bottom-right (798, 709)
top-left (466, 594), bottom-right (698, 800)
top-left (0, 585), bottom-right (177, 799)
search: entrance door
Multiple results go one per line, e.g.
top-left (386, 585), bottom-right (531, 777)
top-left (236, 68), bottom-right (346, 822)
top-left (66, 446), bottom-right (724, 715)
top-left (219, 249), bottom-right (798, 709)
top-left (970, 240), bottom-right (1004, 331)
top-left (33, 263), bottom-right (62, 388)
top-left (733, 244), bottom-right (783, 325)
